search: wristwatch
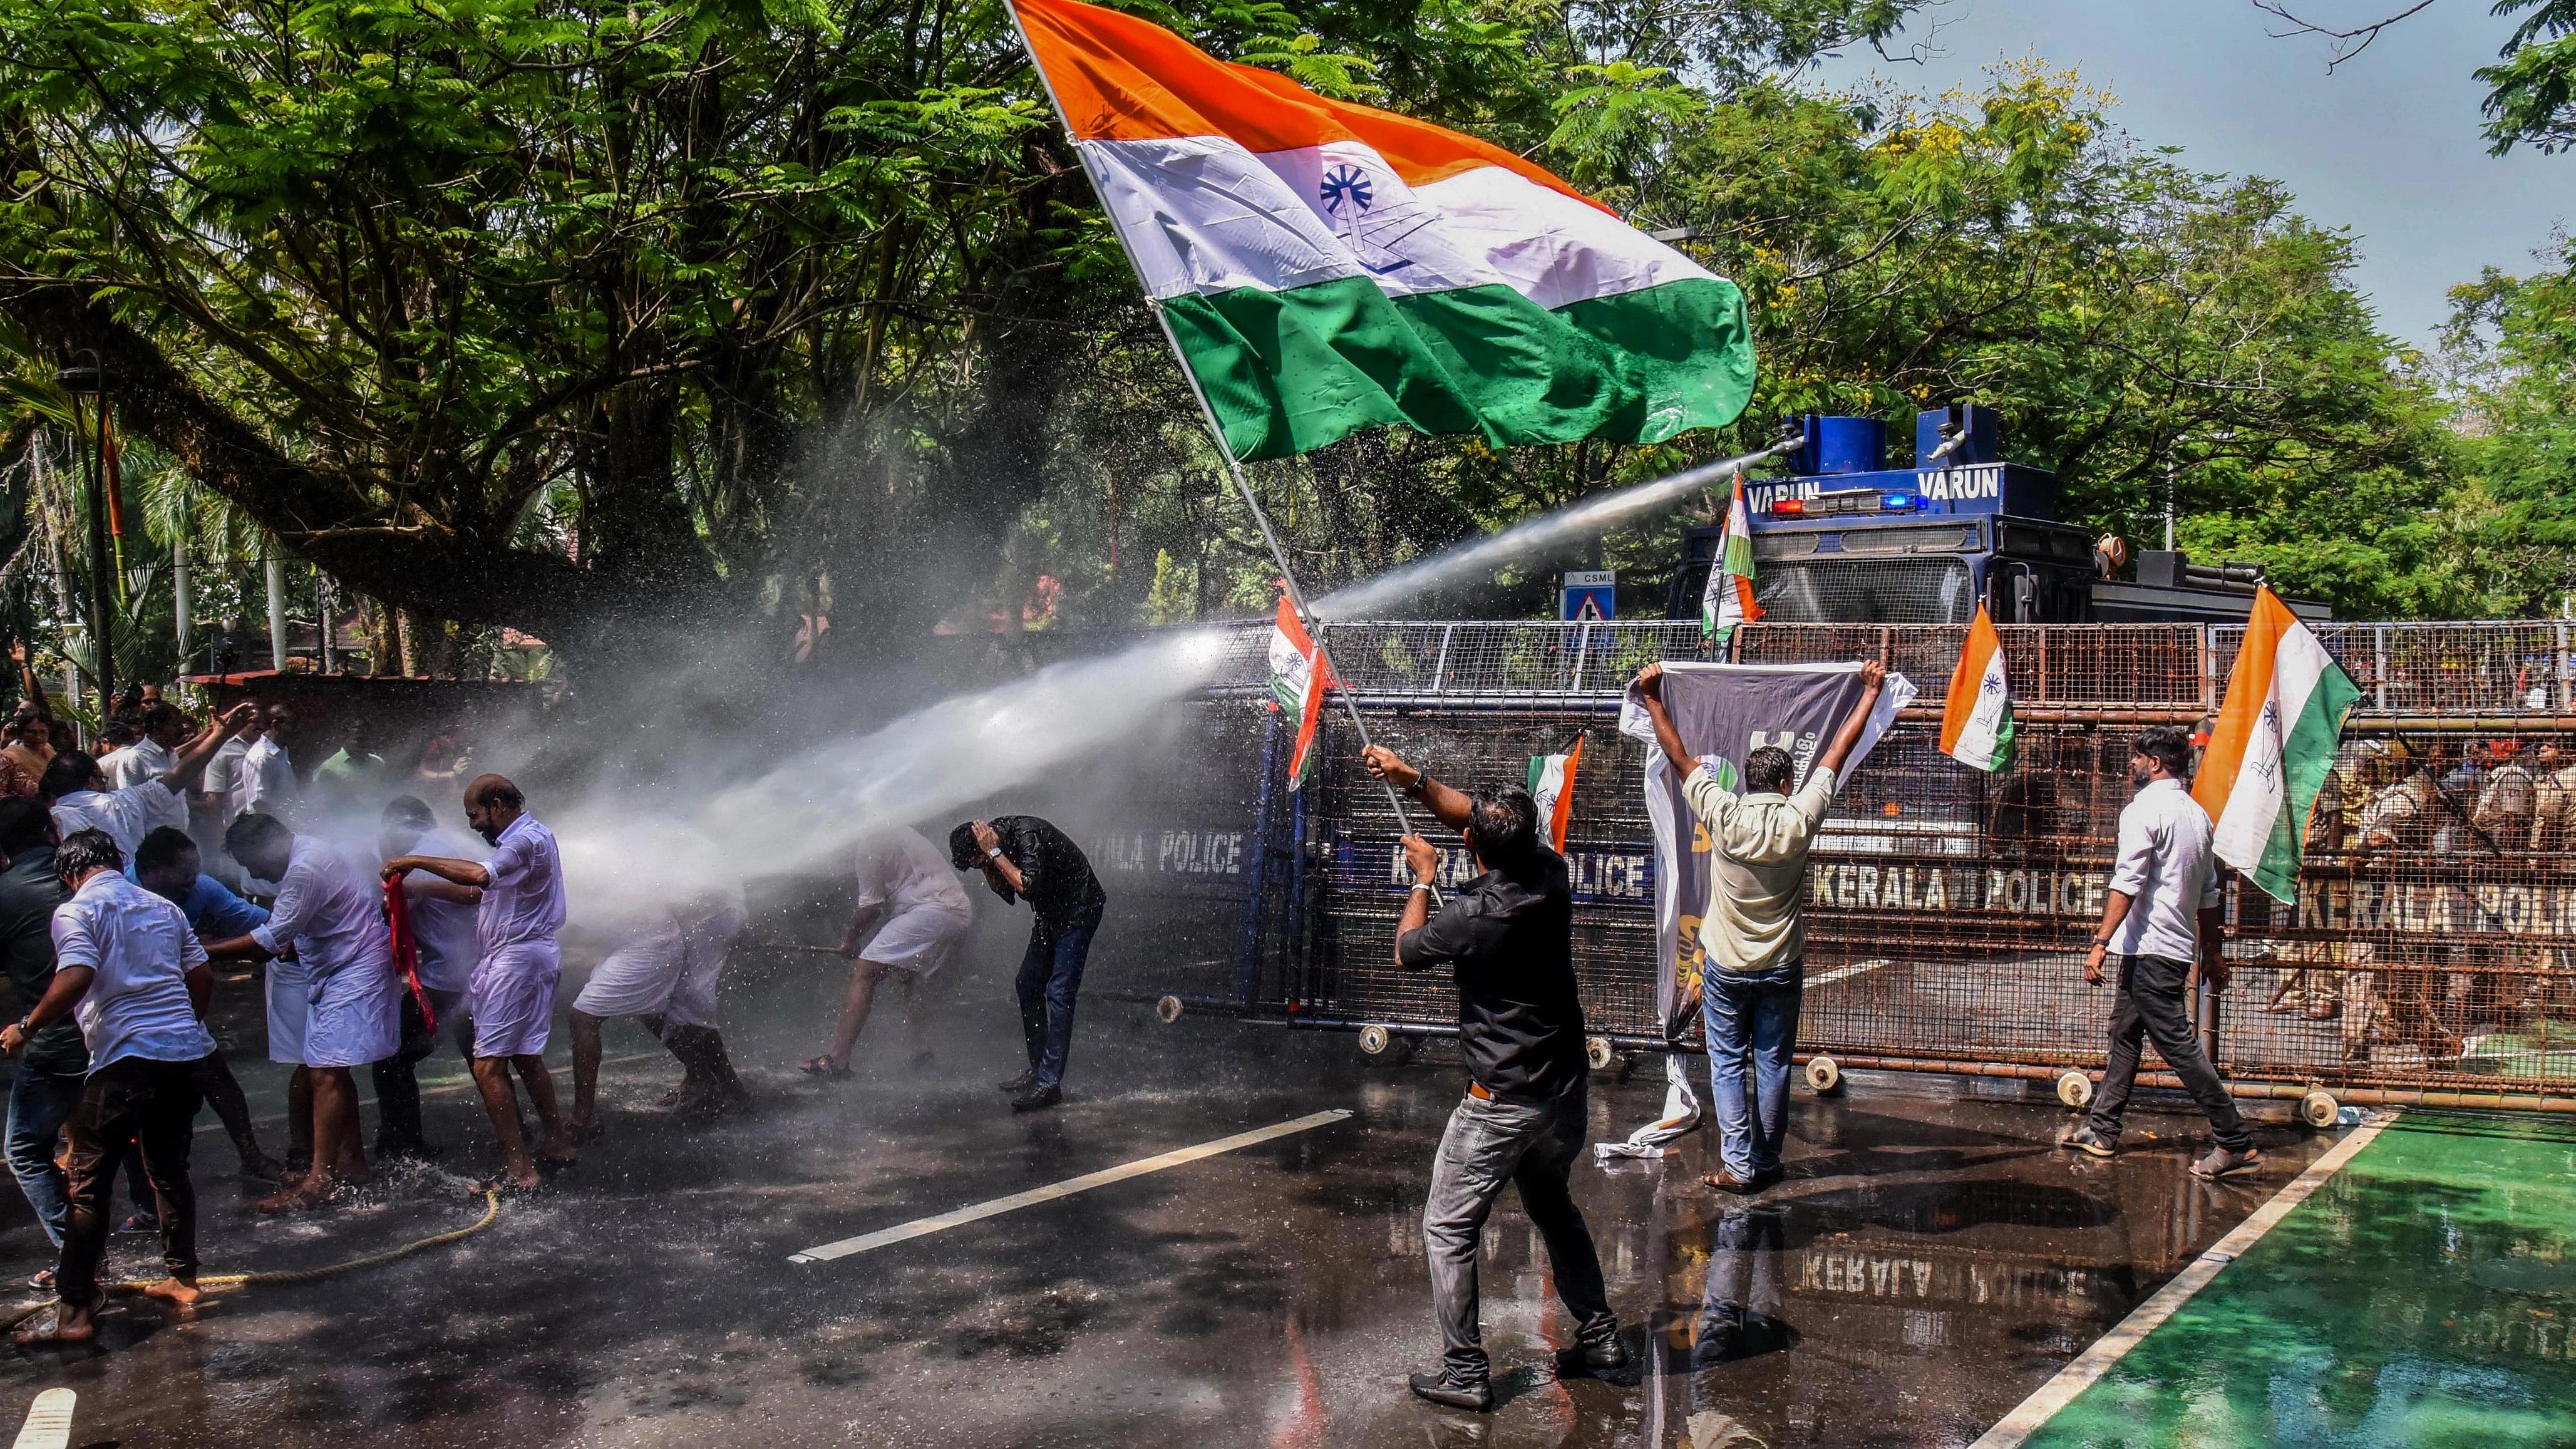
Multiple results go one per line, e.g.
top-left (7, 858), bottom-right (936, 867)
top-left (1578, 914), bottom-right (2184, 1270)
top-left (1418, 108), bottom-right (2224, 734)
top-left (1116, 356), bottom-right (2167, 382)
top-left (986, 846), bottom-right (1005, 862)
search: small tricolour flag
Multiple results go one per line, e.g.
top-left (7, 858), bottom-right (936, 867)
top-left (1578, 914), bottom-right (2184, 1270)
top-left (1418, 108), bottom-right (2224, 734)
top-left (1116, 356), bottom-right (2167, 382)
top-left (1939, 604), bottom-right (2015, 772)
top-left (2193, 586), bottom-right (2362, 903)
top-left (1699, 468), bottom-right (1761, 645)
top-left (1007, 0), bottom-right (1754, 464)
top-left (1527, 735), bottom-right (1585, 852)
top-left (1267, 597), bottom-right (1332, 788)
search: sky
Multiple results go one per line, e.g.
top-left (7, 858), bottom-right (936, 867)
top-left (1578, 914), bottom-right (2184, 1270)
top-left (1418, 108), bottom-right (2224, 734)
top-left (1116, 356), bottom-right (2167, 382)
top-left (1809, 0), bottom-right (2569, 353)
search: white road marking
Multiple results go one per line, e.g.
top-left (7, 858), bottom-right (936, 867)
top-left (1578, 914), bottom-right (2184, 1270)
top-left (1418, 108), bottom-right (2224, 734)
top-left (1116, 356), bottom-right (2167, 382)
top-left (1970, 1114), bottom-right (2396, 1448)
top-left (11, 1388), bottom-right (74, 1449)
top-left (790, 1108), bottom-right (1356, 1264)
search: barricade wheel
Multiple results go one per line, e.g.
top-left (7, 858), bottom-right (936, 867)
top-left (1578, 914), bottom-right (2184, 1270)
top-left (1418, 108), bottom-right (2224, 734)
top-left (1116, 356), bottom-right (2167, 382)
top-left (1587, 1037), bottom-right (1614, 1072)
top-left (1358, 1024), bottom-right (1392, 1056)
top-left (2299, 1089), bottom-right (2341, 1129)
top-left (2057, 1070), bottom-right (2094, 1110)
top-left (1805, 1056), bottom-right (1842, 1095)
top-left (1154, 996), bottom-right (1185, 1025)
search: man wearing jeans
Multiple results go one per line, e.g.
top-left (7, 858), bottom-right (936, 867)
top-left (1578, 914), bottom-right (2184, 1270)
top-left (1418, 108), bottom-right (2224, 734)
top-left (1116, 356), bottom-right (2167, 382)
top-left (1361, 745), bottom-right (1624, 1412)
top-left (1633, 659), bottom-right (1887, 1195)
top-left (2059, 727), bottom-right (2261, 1178)
top-left (951, 816), bottom-right (1105, 1112)
top-left (5, 829), bottom-right (219, 1345)
top-left (0, 798), bottom-right (79, 1264)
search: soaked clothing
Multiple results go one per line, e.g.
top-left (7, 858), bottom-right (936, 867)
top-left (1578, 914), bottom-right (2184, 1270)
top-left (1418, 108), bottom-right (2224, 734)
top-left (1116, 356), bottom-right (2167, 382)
top-left (393, 828), bottom-right (486, 995)
top-left (240, 736), bottom-right (298, 822)
top-left (572, 901), bottom-right (744, 1029)
top-left (1682, 764), bottom-right (1838, 976)
top-left (1422, 1083), bottom-right (1614, 1381)
top-left (1395, 848), bottom-right (1585, 1105)
top-left (54, 1054), bottom-right (205, 1309)
top-left (52, 871), bottom-right (215, 1073)
top-left (250, 835), bottom-right (399, 1069)
top-left (0, 847), bottom-right (81, 1075)
top-left (101, 740), bottom-right (188, 834)
top-left (52, 782), bottom-right (188, 862)
top-left (855, 828), bottom-right (972, 976)
top-left (470, 813), bottom-right (565, 1058)
top-left (981, 816), bottom-right (1105, 942)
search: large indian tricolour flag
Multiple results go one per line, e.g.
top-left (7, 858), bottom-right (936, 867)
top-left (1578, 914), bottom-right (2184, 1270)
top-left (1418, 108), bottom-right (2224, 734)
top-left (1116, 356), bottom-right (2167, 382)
top-left (2192, 587), bottom-right (2362, 904)
top-left (1009, 0), bottom-right (1757, 462)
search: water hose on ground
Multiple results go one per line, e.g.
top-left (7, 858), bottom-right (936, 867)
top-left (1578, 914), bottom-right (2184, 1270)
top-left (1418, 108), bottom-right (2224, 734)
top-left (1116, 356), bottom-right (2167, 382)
top-left (0, 1186), bottom-right (502, 1332)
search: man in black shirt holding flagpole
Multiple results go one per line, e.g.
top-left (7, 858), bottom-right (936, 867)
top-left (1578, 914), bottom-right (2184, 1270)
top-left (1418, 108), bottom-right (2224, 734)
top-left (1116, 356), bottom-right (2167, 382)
top-left (1362, 745), bottom-right (1624, 1411)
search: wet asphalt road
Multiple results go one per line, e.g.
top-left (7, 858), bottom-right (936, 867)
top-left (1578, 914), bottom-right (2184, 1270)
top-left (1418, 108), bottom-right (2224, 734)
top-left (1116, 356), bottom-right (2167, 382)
top-left (0, 956), bottom-right (2335, 1448)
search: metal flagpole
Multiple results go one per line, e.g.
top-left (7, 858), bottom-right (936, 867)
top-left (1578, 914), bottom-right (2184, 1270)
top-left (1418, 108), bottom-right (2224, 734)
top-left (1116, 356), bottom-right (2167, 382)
top-left (1001, 0), bottom-right (1431, 854)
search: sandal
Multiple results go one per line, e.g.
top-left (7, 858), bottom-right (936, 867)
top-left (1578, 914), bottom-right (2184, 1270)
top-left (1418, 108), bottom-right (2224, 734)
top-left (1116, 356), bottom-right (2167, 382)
top-left (800, 1056), bottom-right (853, 1080)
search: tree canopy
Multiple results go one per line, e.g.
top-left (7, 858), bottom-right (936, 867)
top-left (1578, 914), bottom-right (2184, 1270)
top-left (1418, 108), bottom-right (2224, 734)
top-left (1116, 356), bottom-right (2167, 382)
top-left (0, 0), bottom-right (2534, 679)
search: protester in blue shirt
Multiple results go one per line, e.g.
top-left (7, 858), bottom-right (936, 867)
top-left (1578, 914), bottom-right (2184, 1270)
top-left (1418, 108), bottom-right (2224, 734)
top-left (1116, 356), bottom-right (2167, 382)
top-left (129, 828), bottom-right (284, 1180)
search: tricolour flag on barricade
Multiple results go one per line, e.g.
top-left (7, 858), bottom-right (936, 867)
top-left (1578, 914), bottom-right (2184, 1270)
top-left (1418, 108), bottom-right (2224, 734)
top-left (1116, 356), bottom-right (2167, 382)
top-left (1007, 0), bottom-right (1756, 464)
top-left (1526, 735), bottom-right (1585, 852)
top-left (1699, 469), bottom-right (1761, 647)
top-left (1939, 604), bottom-right (2015, 772)
top-left (2193, 586), bottom-right (2361, 903)
top-left (1267, 597), bottom-right (1332, 788)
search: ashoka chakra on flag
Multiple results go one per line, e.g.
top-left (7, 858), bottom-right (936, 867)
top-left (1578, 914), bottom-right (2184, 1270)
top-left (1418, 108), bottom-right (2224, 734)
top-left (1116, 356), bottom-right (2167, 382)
top-left (1011, 0), bottom-right (1758, 462)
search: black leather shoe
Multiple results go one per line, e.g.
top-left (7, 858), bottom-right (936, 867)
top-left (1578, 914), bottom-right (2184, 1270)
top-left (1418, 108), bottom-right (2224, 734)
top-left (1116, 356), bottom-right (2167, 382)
top-left (1556, 1333), bottom-right (1629, 1376)
top-left (1010, 1084), bottom-right (1063, 1112)
top-left (997, 1070), bottom-right (1038, 1093)
top-left (1408, 1369), bottom-right (1493, 1411)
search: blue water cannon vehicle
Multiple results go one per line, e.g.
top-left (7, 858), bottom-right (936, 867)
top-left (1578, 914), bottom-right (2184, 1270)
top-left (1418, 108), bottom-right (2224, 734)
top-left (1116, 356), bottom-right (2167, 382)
top-left (1668, 404), bottom-right (2326, 624)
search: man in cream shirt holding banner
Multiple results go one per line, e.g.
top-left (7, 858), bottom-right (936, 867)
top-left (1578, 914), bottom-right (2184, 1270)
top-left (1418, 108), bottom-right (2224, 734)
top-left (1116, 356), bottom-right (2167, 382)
top-left (1621, 659), bottom-right (1907, 1192)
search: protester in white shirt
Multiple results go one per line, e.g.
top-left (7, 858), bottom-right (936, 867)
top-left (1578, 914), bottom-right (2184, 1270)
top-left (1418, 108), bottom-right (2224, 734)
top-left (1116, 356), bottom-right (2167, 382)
top-left (0, 830), bottom-right (217, 1345)
top-left (801, 827), bottom-right (974, 1080)
top-left (195, 706), bottom-right (265, 887)
top-left (2061, 727), bottom-right (2258, 1178)
top-left (369, 795), bottom-right (485, 1161)
top-left (567, 893), bottom-right (749, 1138)
top-left (239, 706), bottom-right (301, 825)
top-left (103, 705), bottom-right (193, 838)
top-left (383, 775), bottom-right (574, 1192)
top-left (203, 814), bottom-right (401, 1212)
top-left (44, 705), bottom-right (256, 860)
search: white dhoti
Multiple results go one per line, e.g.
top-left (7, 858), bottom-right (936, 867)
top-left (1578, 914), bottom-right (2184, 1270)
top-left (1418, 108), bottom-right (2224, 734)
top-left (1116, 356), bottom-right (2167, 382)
top-left (470, 942), bottom-right (562, 1058)
top-left (265, 960), bottom-right (312, 1065)
top-left (573, 936), bottom-right (718, 1028)
top-left (303, 966), bottom-right (404, 1068)
top-left (860, 903), bottom-right (972, 977)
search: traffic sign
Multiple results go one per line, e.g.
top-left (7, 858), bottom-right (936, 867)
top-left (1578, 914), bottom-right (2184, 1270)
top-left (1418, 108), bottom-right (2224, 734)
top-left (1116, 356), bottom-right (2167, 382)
top-left (1560, 570), bottom-right (1615, 622)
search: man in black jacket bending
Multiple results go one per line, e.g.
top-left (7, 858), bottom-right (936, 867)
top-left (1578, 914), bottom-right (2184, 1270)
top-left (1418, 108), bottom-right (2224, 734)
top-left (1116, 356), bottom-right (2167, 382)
top-left (951, 816), bottom-right (1106, 1113)
top-left (1363, 745), bottom-right (1625, 1412)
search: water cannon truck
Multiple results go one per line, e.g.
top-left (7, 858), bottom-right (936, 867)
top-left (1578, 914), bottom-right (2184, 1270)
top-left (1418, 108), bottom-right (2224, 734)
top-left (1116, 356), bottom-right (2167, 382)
top-left (1667, 405), bottom-right (2327, 626)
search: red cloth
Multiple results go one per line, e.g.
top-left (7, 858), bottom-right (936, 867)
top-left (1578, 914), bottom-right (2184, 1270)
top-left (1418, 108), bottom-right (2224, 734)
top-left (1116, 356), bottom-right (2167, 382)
top-left (384, 877), bottom-right (438, 1035)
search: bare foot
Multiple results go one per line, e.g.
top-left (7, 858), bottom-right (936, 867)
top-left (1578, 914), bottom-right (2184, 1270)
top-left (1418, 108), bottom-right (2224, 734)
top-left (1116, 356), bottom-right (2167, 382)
top-left (537, 1133), bottom-right (578, 1168)
top-left (566, 1115), bottom-right (604, 1143)
top-left (254, 1183), bottom-right (334, 1214)
top-left (141, 1277), bottom-right (200, 1307)
top-left (12, 1304), bottom-right (93, 1346)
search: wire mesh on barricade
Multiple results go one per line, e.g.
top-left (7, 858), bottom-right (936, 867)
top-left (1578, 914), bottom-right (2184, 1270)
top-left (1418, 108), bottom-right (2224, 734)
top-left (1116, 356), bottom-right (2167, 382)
top-left (1157, 617), bottom-right (2576, 1106)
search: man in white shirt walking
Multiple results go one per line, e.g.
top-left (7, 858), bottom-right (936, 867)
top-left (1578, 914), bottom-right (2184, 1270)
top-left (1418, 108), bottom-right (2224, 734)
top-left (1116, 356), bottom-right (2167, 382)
top-left (2061, 726), bottom-right (2260, 1178)
top-left (1, 829), bottom-right (219, 1345)
top-left (1631, 660), bottom-right (1887, 1196)
top-left (384, 774), bottom-right (575, 1192)
top-left (204, 813), bottom-right (403, 1211)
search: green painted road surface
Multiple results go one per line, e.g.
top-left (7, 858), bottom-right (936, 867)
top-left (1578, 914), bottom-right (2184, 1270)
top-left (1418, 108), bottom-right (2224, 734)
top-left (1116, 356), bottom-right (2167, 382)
top-left (2027, 1113), bottom-right (2576, 1447)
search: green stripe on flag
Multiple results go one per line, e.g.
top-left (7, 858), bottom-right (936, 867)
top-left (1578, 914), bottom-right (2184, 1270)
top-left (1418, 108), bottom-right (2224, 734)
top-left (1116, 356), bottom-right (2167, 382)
top-left (2254, 661), bottom-right (2364, 901)
top-left (1162, 276), bottom-right (1756, 462)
